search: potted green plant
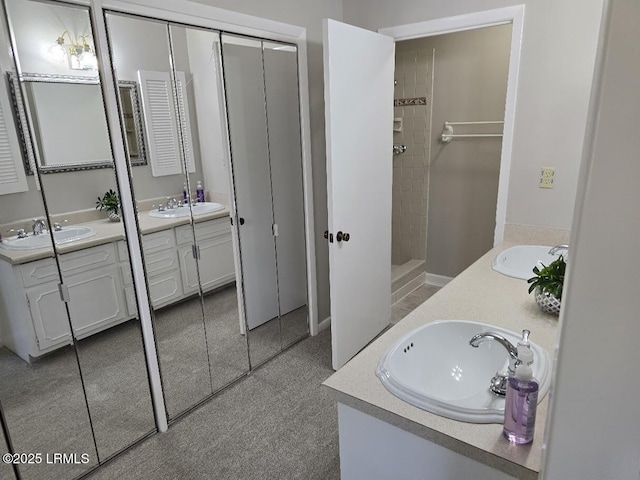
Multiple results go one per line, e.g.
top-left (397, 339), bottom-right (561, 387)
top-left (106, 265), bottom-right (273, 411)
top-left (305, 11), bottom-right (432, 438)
top-left (527, 255), bottom-right (566, 315)
top-left (96, 189), bottom-right (121, 222)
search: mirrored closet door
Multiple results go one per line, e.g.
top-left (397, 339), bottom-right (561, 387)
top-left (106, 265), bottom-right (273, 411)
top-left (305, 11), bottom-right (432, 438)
top-left (0, 0), bottom-right (156, 477)
top-left (221, 35), bottom-right (309, 367)
top-left (105, 12), bottom-right (218, 420)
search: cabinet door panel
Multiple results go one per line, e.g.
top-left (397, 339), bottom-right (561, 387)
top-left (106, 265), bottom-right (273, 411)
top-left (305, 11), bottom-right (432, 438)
top-left (26, 282), bottom-right (71, 350)
top-left (180, 233), bottom-right (235, 295)
top-left (148, 270), bottom-right (183, 308)
top-left (66, 265), bottom-right (127, 338)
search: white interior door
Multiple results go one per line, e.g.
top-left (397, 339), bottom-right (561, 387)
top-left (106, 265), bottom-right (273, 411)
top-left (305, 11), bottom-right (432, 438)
top-left (323, 19), bottom-right (394, 370)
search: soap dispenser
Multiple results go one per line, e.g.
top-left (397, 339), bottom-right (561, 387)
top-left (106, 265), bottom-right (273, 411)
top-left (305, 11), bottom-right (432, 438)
top-left (183, 182), bottom-right (188, 202)
top-left (503, 330), bottom-right (539, 444)
top-left (196, 181), bottom-right (205, 203)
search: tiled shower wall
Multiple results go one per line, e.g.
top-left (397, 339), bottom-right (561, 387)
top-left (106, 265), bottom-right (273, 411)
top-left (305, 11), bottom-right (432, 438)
top-left (391, 47), bottom-right (433, 266)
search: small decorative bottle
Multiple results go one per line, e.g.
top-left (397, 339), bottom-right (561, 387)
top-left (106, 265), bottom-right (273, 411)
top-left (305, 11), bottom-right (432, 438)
top-left (183, 182), bottom-right (188, 202)
top-left (503, 332), bottom-right (539, 444)
top-left (196, 181), bottom-right (205, 203)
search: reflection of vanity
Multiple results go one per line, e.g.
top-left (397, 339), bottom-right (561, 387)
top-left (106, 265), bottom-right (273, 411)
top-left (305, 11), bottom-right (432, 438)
top-left (0, 208), bottom-right (233, 362)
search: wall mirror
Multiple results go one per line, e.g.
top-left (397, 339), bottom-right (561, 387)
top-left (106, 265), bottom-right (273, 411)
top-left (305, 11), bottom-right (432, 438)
top-left (8, 72), bottom-right (147, 174)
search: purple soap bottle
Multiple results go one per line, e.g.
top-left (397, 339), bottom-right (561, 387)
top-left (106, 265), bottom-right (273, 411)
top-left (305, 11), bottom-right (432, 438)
top-left (503, 333), bottom-right (538, 445)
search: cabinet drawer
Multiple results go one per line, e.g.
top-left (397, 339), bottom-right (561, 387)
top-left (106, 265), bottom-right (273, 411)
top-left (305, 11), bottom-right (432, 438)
top-left (145, 248), bottom-right (179, 277)
top-left (175, 217), bottom-right (230, 245)
top-left (117, 240), bottom-right (129, 262)
top-left (19, 243), bottom-right (118, 288)
top-left (59, 243), bottom-right (117, 276)
top-left (142, 229), bottom-right (176, 254)
top-left (19, 257), bottom-right (58, 288)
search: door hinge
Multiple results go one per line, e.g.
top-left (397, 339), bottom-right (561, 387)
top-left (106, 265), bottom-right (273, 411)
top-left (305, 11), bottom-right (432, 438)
top-left (192, 244), bottom-right (201, 260)
top-left (272, 223), bottom-right (279, 237)
top-left (58, 283), bottom-right (70, 303)
top-left (323, 230), bottom-right (333, 243)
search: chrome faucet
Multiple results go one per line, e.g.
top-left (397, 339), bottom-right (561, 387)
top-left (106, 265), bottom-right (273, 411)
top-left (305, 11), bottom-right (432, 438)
top-left (32, 218), bottom-right (47, 236)
top-left (469, 331), bottom-right (521, 397)
top-left (548, 244), bottom-right (569, 255)
top-left (166, 197), bottom-right (176, 210)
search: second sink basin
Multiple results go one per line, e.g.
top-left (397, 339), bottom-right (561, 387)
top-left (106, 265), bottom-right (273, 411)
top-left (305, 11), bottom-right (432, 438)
top-left (0, 226), bottom-right (95, 251)
top-left (148, 202), bottom-right (224, 218)
top-left (376, 320), bottom-right (551, 423)
top-left (492, 245), bottom-right (561, 280)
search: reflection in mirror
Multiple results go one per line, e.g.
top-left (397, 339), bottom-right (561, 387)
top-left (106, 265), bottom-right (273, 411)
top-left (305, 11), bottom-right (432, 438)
top-left (262, 41), bottom-right (309, 349)
top-left (221, 35), bottom-right (309, 367)
top-left (3, 0), bottom-right (155, 467)
top-left (7, 73), bottom-right (148, 174)
top-left (0, 1), bottom-right (99, 478)
top-left (105, 12), bottom-right (215, 419)
top-left (221, 35), bottom-right (281, 367)
top-left (169, 23), bottom-right (250, 393)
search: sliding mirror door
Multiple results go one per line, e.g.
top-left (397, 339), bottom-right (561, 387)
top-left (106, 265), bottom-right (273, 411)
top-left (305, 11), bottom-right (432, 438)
top-left (0, 2), bottom-right (98, 478)
top-left (105, 12), bottom-right (250, 419)
top-left (221, 35), bottom-right (309, 367)
top-left (4, 0), bottom-right (155, 464)
top-left (262, 41), bottom-right (309, 348)
top-left (168, 24), bottom-right (250, 393)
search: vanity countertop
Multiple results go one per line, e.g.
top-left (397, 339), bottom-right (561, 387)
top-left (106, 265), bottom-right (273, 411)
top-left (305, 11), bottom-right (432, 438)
top-left (0, 207), bottom-right (230, 265)
top-left (323, 243), bottom-right (559, 480)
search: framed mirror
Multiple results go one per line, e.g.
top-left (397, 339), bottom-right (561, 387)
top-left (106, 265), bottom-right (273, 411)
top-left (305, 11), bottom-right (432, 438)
top-left (7, 72), bottom-right (147, 174)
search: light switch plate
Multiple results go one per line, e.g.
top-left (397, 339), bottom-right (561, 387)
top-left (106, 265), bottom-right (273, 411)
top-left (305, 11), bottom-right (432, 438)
top-left (539, 167), bottom-right (555, 189)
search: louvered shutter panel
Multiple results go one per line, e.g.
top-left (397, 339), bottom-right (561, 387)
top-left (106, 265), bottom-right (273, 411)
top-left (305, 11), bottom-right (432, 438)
top-left (137, 70), bottom-right (182, 177)
top-left (0, 79), bottom-right (28, 195)
top-left (174, 71), bottom-right (196, 174)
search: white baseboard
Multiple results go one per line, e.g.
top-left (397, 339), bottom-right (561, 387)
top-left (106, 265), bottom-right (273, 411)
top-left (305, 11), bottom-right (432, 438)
top-left (318, 316), bottom-right (331, 333)
top-left (425, 273), bottom-right (453, 288)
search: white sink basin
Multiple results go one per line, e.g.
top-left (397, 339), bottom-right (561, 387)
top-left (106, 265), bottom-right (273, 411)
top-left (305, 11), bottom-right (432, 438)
top-left (492, 245), bottom-right (561, 280)
top-left (148, 202), bottom-right (224, 218)
top-left (376, 320), bottom-right (551, 423)
top-left (0, 226), bottom-right (95, 251)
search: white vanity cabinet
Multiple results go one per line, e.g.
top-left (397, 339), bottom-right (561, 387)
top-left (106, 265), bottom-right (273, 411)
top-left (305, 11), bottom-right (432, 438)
top-left (0, 242), bottom-right (130, 361)
top-left (0, 215), bottom-right (234, 362)
top-left (176, 218), bottom-right (235, 295)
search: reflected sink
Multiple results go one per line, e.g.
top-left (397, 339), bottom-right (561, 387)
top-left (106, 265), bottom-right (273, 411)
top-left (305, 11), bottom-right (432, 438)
top-left (492, 245), bottom-right (561, 280)
top-left (0, 226), bottom-right (95, 251)
top-left (148, 202), bottom-right (225, 218)
top-left (376, 320), bottom-right (551, 423)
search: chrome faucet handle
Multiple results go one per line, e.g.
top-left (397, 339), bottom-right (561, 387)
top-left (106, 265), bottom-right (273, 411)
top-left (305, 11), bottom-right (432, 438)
top-left (469, 331), bottom-right (520, 397)
top-left (31, 218), bottom-right (47, 236)
top-left (10, 228), bottom-right (28, 239)
top-left (548, 244), bottom-right (569, 255)
top-left (53, 219), bottom-right (67, 231)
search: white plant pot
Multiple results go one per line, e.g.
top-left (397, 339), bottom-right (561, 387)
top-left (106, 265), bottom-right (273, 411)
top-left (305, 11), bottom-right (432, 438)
top-left (534, 287), bottom-right (561, 316)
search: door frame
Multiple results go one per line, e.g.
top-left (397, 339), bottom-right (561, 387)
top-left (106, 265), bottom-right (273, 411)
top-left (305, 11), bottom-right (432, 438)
top-left (379, 5), bottom-right (525, 247)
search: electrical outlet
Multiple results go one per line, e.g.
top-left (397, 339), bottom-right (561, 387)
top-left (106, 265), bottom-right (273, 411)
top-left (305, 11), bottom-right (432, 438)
top-left (539, 167), bottom-right (555, 189)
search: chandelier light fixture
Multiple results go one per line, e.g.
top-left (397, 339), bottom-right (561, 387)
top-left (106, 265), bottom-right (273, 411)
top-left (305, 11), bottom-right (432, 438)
top-left (49, 31), bottom-right (97, 70)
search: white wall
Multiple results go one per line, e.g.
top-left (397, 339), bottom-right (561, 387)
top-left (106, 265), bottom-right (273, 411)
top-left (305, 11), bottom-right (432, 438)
top-left (343, 0), bottom-right (604, 231)
top-left (542, 1), bottom-right (640, 478)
